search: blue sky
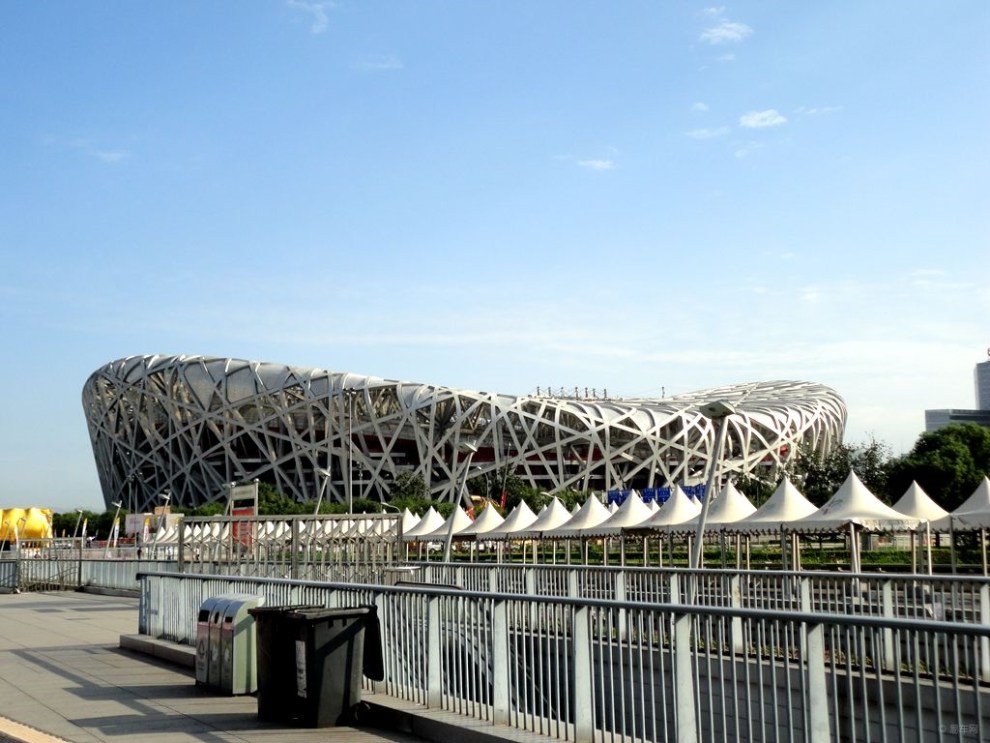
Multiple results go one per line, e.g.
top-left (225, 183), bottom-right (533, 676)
top-left (1, 2), bottom-right (987, 512)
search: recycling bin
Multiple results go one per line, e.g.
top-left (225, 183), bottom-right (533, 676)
top-left (195, 596), bottom-right (226, 685)
top-left (219, 594), bottom-right (265, 694)
top-left (196, 593), bottom-right (264, 692)
top-left (249, 605), bottom-right (384, 727)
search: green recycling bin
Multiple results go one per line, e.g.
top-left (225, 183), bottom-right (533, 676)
top-left (249, 605), bottom-right (384, 727)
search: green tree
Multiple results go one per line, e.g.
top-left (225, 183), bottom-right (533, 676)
top-left (887, 423), bottom-right (990, 511)
top-left (779, 436), bottom-right (894, 506)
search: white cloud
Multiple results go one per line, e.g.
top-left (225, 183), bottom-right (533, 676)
top-left (734, 141), bottom-right (763, 158)
top-left (685, 126), bottom-right (730, 140)
top-left (795, 105), bottom-right (844, 117)
top-left (287, 0), bottom-right (334, 34)
top-left (700, 20), bottom-right (753, 44)
top-left (351, 55), bottom-right (404, 71)
top-left (691, 102), bottom-right (710, 112)
top-left (716, 53), bottom-right (736, 62)
top-left (577, 159), bottom-right (614, 171)
top-left (702, 6), bottom-right (726, 17)
top-left (93, 150), bottom-right (129, 163)
top-left (47, 136), bottom-right (131, 164)
top-left (739, 109), bottom-right (787, 128)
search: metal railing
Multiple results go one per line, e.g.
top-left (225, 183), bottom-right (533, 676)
top-left (138, 570), bottom-right (990, 743)
top-left (406, 562), bottom-right (990, 625)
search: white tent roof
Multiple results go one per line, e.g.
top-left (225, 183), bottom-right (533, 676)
top-left (418, 506), bottom-right (474, 541)
top-left (892, 482), bottom-right (949, 522)
top-left (577, 491), bottom-right (655, 537)
top-left (791, 471), bottom-right (922, 533)
top-left (660, 481), bottom-right (757, 534)
top-left (401, 507), bottom-right (445, 540)
top-left (545, 495), bottom-right (613, 538)
top-left (500, 497), bottom-right (573, 541)
top-left (722, 478), bottom-right (818, 534)
top-left (456, 504), bottom-right (505, 536)
top-left (399, 508), bottom-right (421, 535)
top-left (933, 477), bottom-right (990, 530)
top-left (624, 486), bottom-right (702, 532)
top-left (480, 501), bottom-right (538, 541)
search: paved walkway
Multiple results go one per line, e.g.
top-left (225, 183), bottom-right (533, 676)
top-left (0, 591), bottom-right (426, 743)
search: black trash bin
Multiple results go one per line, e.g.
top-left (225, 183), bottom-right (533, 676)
top-left (248, 605), bottom-right (321, 723)
top-left (249, 604), bottom-right (384, 728)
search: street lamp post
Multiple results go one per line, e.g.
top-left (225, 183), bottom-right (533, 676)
top-left (444, 440), bottom-right (478, 563)
top-left (689, 401), bottom-right (736, 574)
top-left (71, 509), bottom-right (84, 541)
top-left (314, 468), bottom-right (331, 516)
top-left (153, 491), bottom-right (171, 556)
top-left (105, 501), bottom-right (123, 558)
top-left (346, 390), bottom-right (357, 515)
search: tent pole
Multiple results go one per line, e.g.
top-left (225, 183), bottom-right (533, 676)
top-left (925, 522), bottom-right (933, 576)
top-left (911, 529), bottom-right (919, 575)
top-left (983, 528), bottom-right (988, 577)
top-left (949, 518), bottom-right (957, 575)
top-left (850, 523), bottom-right (861, 574)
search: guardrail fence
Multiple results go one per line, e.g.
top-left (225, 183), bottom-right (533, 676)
top-left (138, 570), bottom-right (990, 743)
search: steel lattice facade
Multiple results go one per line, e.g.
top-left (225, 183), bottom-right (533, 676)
top-left (82, 355), bottom-right (846, 511)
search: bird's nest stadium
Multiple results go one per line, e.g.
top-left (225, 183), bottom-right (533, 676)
top-left (82, 355), bottom-right (846, 512)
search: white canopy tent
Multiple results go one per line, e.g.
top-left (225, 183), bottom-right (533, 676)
top-left (718, 478), bottom-right (818, 569)
top-left (791, 472), bottom-right (922, 573)
top-left (417, 506), bottom-right (474, 542)
top-left (544, 495), bottom-right (612, 539)
top-left (401, 507), bottom-right (445, 541)
top-left (890, 481), bottom-right (946, 574)
top-left (542, 494), bottom-right (613, 563)
top-left (931, 478), bottom-right (990, 575)
top-left (663, 481), bottom-right (757, 535)
top-left (577, 491), bottom-right (654, 538)
top-left (893, 482), bottom-right (949, 522)
top-left (499, 497), bottom-right (573, 541)
top-left (933, 477), bottom-right (990, 531)
top-left (651, 481), bottom-right (757, 569)
top-left (724, 478), bottom-right (818, 534)
top-left (497, 497), bottom-right (573, 563)
top-left (457, 504), bottom-right (505, 536)
top-left (621, 486), bottom-right (702, 567)
top-left (480, 501), bottom-right (538, 541)
top-left (627, 486), bottom-right (702, 531)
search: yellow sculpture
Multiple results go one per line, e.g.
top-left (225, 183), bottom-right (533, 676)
top-left (0, 508), bottom-right (53, 541)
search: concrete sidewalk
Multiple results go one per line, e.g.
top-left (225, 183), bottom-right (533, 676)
top-left (0, 591), bottom-right (427, 743)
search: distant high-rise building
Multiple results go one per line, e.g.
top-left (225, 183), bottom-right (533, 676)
top-left (925, 352), bottom-right (990, 432)
top-left (976, 357), bottom-right (990, 410)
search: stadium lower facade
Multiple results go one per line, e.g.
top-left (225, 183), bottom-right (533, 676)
top-left (82, 355), bottom-right (847, 512)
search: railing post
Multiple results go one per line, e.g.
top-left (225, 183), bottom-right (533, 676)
top-left (670, 573), bottom-right (698, 743)
top-left (730, 574), bottom-right (745, 653)
top-left (492, 598), bottom-right (510, 726)
top-left (980, 584), bottom-right (990, 683)
top-left (882, 580), bottom-right (895, 671)
top-left (528, 567), bottom-right (540, 628)
top-left (615, 571), bottom-right (627, 640)
top-left (374, 591), bottom-right (388, 694)
top-left (290, 523), bottom-right (300, 580)
top-left (801, 577), bottom-right (831, 740)
top-left (427, 594), bottom-right (442, 709)
top-left (489, 566), bottom-right (498, 595)
top-left (573, 603), bottom-right (594, 743)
